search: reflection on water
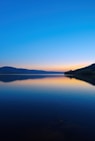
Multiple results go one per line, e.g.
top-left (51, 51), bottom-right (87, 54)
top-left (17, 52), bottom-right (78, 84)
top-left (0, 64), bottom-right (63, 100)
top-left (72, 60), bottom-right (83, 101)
top-left (66, 74), bottom-right (95, 86)
top-left (0, 75), bottom-right (95, 141)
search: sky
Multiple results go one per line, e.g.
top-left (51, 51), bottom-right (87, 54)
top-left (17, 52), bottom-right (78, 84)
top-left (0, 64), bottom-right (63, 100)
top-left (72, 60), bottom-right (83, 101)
top-left (0, 0), bottom-right (95, 71)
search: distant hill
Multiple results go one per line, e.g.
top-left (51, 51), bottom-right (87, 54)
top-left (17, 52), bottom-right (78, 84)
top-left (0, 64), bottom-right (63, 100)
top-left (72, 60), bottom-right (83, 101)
top-left (0, 66), bottom-right (64, 74)
top-left (65, 64), bottom-right (95, 76)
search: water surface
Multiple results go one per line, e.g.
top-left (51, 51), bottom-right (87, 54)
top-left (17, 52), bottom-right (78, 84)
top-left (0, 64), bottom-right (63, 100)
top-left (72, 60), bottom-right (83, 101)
top-left (0, 75), bottom-right (95, 141)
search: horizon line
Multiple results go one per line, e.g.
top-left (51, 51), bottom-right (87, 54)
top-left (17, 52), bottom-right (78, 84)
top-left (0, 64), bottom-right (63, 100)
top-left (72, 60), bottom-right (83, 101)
top-left (0, 63), bottom-right (93, 72)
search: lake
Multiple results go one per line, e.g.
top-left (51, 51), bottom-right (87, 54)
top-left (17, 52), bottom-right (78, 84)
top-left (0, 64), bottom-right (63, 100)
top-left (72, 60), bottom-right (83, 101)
top-left (0, 75), bottom-right (95, 141)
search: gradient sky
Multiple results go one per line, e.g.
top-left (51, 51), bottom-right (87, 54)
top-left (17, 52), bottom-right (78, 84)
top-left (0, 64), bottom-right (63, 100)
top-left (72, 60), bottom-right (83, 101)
top-left (0, 0), bottom-right (95, 70)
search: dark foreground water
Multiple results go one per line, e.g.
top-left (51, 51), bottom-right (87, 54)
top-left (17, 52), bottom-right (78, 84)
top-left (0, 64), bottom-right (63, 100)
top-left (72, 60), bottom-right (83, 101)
top-left (0, 75), bottom-right (95, 141)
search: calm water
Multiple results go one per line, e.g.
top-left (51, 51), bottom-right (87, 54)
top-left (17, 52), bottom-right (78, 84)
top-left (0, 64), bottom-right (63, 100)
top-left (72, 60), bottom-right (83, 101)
top-left (0, 75), bottom-right (95, 141)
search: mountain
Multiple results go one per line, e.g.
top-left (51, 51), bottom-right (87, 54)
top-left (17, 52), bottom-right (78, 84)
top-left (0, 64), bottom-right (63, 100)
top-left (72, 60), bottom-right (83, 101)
top-left (64, 64), bottom-right (95, 86)
top-left (0, 66), bottom-right (64, 74)
top-left (65, 64), bottom-right (95, 76)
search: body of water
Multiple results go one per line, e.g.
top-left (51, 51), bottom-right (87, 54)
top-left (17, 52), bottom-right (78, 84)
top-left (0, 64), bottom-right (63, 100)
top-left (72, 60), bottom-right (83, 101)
top-left (0, 75), bottom-right (95, 141)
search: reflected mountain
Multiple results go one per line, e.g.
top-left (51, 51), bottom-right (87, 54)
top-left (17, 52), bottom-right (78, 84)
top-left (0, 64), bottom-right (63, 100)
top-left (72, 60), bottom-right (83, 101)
top-left (0, 74), bottom-right (95, 86)
top-left (65, 75), bottom-right (95, 86)
top-left (0, 74), bottom-right (64, 83)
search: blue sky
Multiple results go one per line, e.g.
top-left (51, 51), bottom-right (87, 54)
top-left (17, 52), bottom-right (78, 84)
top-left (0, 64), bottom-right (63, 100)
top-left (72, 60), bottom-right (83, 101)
top-left (0, 0), bottom-right (95, 70)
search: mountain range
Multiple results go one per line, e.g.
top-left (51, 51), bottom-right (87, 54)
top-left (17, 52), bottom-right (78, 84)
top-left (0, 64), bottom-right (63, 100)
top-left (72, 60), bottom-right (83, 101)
top-left (0, 66), bottom-right (64, 74)
top-left (0, 65), bottom-right (95, 85)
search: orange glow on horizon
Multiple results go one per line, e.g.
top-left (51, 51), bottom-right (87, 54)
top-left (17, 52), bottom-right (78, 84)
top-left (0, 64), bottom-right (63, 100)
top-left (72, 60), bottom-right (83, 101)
top-left (1, 62), bottom-right (92, 72)
top-left (25, 62), bottom-right (91, 71)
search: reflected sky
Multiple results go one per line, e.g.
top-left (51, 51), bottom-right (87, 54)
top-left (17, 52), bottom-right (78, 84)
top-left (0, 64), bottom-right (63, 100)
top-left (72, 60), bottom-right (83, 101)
top-left (0, 76), bottom-right (95, 93)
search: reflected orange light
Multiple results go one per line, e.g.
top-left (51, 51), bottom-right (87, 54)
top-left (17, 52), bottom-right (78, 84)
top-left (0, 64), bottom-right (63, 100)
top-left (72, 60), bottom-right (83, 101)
top-left (6, 76), bottom-right (94, 91)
